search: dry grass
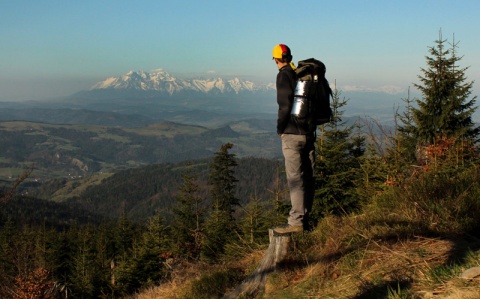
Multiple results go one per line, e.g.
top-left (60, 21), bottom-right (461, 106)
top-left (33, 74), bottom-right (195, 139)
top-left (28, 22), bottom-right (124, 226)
top-left (128, 261), bottom-right (196, 299)
top-left (129, 251), bottom-right (266, 299)
top-left (127, 158), bottom-right (480, 298)
top-left (260, 216), bottom-right (479, 298)
top-left (129, 202), bottom-right (480, 299)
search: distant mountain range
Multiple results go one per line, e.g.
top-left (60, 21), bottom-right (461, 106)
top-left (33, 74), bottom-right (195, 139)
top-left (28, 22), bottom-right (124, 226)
top-left (73, 68), bottom-right (274, 99)
top-left (0, 67), bottom-right (417, 127)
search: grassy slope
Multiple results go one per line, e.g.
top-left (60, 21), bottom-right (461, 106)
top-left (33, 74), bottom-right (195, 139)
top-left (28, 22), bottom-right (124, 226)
top-left (49, 172), bottom-right (113, 202)
top-left (133, 221), bottom-right (480, 299)
top-left (130, 167), bottom-right (480, 299)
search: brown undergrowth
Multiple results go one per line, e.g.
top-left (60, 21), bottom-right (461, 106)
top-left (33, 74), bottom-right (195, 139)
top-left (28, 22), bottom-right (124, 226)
top-left (130, 210), bottom-right (480, 299)
top-left (130, 165), bottom-right (480, 298)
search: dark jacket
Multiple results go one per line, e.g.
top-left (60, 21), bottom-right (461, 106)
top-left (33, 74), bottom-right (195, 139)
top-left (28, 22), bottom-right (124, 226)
top-left (276, 64), bottom-right (310, 135)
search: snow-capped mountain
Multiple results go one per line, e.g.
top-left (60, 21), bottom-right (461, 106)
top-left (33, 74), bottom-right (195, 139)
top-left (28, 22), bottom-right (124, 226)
top-left (89, 68), bottom-right (272, 96)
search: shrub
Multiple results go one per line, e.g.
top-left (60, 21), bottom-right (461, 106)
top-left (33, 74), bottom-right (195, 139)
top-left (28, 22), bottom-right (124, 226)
top-left (180, 269), bottom-right (243, 299)
top-left (391, 164), bottom-right (480, 235)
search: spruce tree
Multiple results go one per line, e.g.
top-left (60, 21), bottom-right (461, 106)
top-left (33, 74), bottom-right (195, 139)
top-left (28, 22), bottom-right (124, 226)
top-left (70, 226), bottom-right (100, 297)
top-left (171, 167), bottom-right (205, 259)
top-left (312, 87), bottom-right (365, 221)
top-left (239, 194), bottom-right (268, 245)
top-left (411, 31), bottom-right (478, 144)
top-left (113, 212), bottom-right (136, 260)
top-left (124, 212), bottom-right (169, 292)
top-left (202, 143), bottom-right (239, 260)
top-left (394, 88), bottom-right (419, 165)
top-left (208, 143), bottom-right (239, 214)
top-left (356, 138), bottom-right (391, 201)
top-left (265, 162), bottom-right (290, 224)
top-left (111, 213), bottom-right (139, 295)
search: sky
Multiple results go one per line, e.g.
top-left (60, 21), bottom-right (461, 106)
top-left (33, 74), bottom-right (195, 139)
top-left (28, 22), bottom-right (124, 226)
top-left (1, 0), bottom-right (479, 101)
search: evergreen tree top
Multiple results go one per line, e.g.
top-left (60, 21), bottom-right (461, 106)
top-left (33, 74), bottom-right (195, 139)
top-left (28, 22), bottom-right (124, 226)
top-left (410, 30), bottom-right (478, 144)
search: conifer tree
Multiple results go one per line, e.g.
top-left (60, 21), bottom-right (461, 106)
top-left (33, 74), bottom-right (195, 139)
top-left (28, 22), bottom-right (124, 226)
top-left (394, 88), bottom-right (419, 166)
top-left (239, 194), bottom-right (268, 245)
top-left (202, 208), bottom-right (232, 260)
top-left (113, 212), bottom-right (137, 259)
top-left (410, 31), bottom-right (478, 144)
top-left (312, 87), bottom-right (365, 221)
top-left (94, 222), bottom-right (117, 287)
top-left (0, 218), bottom-right (17, 295)
top-left (70, 226), bottom-right (100, 297)
top-left (208, 143), bottom-right (239, 214)
top-left (171, 167), bottom-right (205, 259)
top-left (122, 212), bottom-right (169, 292)
top-left (48, 231), bottom-right (75, 295)
top-left (110, 213), bottom-right (139, 295)
top-left (355, 136), bottom-right (390, 200)
top-left (265, 162), bottom-right (290, 224)
top-left (202, 143), bottom-right (239, 260)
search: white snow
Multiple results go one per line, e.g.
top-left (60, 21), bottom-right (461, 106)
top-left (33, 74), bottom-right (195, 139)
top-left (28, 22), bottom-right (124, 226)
top-left (90, 69), bottom-right (273, 94)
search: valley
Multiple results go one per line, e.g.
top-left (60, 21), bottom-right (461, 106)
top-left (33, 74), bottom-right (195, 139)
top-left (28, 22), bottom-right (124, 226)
top-left (0, 118), bottom-right (282, 184)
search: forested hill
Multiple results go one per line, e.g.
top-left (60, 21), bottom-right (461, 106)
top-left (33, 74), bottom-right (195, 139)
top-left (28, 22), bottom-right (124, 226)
top-left (25, 156), bottom-right (287, 223)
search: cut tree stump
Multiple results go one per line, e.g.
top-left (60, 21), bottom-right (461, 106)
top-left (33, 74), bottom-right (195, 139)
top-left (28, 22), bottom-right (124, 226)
top-left (222, 229), bottom-right (291, 299)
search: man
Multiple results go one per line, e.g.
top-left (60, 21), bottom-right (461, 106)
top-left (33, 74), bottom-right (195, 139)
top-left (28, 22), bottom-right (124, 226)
top-left (272, 44), bottom-right (315, 234)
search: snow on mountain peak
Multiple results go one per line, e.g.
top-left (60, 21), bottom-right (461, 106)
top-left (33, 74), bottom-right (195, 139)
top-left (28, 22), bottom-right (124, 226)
top-left (90, 69), bottom-right (272, 95)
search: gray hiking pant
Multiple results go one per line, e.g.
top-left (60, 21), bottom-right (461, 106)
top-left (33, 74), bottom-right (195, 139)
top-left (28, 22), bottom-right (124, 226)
top-left (281, 134), bottom-right (315, 227)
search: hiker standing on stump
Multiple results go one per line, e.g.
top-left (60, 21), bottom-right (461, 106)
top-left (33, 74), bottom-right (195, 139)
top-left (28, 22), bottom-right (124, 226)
top-left (271, 44), bottom-right (315, 234)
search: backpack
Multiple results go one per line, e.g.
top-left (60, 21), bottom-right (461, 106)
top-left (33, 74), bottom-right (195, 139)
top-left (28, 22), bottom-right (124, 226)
top-left (291, 58), bottom-right (333, 131)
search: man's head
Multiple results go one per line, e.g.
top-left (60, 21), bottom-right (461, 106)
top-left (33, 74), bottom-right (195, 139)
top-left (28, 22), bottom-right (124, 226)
top-left (272, 44), bottom-right (292, 69)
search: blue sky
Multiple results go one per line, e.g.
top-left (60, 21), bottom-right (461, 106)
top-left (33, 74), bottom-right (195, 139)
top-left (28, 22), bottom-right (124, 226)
top-left (1, 0), bottom-right (479, 101)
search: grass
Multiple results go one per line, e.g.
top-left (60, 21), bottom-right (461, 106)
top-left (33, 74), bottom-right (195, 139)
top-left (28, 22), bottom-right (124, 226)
top-left (128, 164), bottom-right (480, 299)
top-left (130, 222), bottom-right (480, 298)
top-left (49, 171), bottom-right (113, 201)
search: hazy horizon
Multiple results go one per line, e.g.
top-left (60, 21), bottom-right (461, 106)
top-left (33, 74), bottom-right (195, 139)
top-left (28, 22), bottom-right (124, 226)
top-left (1, 1), bottom-right (479, 102)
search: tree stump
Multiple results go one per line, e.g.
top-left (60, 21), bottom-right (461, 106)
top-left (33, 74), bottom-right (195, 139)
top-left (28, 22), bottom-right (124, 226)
top-left (222, 229), bottom-right (291, 299)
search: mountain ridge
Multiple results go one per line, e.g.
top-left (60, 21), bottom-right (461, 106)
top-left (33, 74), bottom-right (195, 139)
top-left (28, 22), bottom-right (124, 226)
top-left (86, 68), bottom-right (273, 96)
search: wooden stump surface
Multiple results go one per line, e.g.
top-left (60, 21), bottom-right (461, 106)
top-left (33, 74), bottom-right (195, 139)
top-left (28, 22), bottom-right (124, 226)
top-left (222, 229), bottom-right (291, 299)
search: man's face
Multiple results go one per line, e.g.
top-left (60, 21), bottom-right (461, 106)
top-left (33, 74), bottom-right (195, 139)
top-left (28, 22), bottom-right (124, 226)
top-left (274, 58), bottom-right (286, 69)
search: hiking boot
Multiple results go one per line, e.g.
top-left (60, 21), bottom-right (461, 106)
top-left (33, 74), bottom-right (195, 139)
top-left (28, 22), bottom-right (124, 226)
top-left (272, 224), bottom-right (303, 235)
